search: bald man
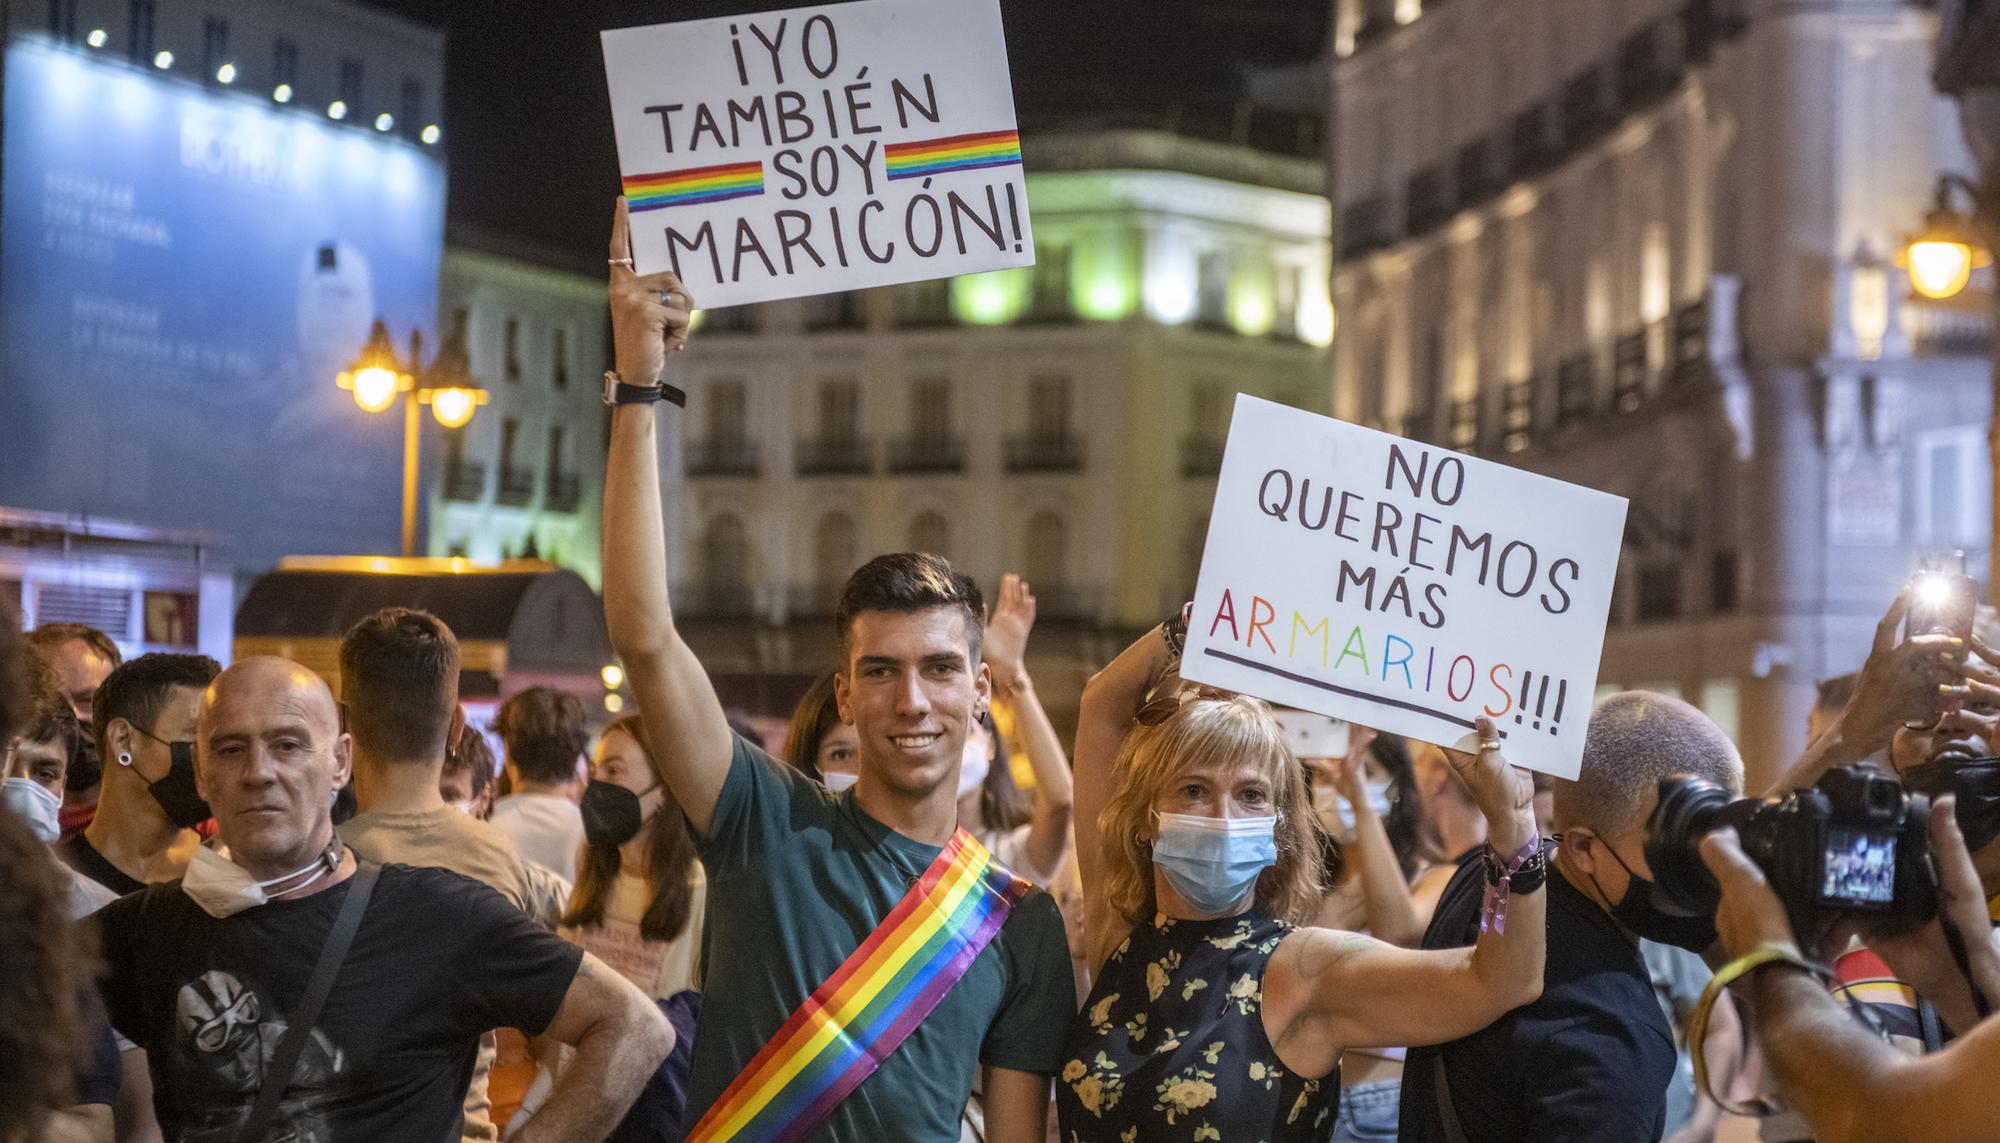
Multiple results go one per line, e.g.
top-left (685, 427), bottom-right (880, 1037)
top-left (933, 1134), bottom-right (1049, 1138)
top-left (91, 658), bottom-right (671, 1143)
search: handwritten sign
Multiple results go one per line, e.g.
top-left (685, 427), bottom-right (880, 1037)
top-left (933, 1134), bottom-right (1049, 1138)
top-left (1182, 396), bottom-right (1628, 778)
top-left (601, 0), bottom-right (1035, 309)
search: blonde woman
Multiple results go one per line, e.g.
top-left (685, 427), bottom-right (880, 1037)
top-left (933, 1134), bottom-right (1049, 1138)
top-left (1057, 614), bottom-right (1545, 1141)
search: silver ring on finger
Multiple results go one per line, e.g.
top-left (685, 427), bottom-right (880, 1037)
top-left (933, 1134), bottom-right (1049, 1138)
top-left (663, 290), bottom-right (679, 307)
top-left (608, 257), bottom-right (634, 268)
top-left (1479, 737), bottom-right (1503, 753)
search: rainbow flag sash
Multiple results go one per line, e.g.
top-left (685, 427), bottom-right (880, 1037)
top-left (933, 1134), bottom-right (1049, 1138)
top-left (684, 828), bottom-right (1030, 1143)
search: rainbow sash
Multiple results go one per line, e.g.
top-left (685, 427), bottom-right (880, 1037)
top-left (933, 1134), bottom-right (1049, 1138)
top-left (684, 828), bottom-right (1029, 1143)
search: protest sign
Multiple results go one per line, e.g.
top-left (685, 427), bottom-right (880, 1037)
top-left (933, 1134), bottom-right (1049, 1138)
top-left (1181, 395), bottom-right (1628, 778)
top-left (601, 0), bottom-right (1035, 309)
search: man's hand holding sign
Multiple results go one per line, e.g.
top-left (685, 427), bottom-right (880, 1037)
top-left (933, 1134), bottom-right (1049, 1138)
top-left (1182, 395), bottom-right (1629, 779)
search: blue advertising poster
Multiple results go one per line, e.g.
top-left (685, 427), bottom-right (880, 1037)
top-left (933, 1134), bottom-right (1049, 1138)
top-left (0, 39), bottom-right (447, 570)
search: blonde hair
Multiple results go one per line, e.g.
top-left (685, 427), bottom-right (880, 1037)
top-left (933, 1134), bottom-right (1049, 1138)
top-left (1098, 692), bottom-right (1325, 926)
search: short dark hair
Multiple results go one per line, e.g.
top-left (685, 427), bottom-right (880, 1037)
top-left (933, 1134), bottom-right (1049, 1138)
top-left (495, 687), bottom-right (588, 785)
top-left (25, 623), bottom-right (122, 670)
top-left (443, 725), bottom-right (495, 800)
top-left (1814, 672), bottom-right (1859, 714)
top-left (0, 597), bottom-right (24, 744)
top-left (94, 653), bottom-right (222, 756)
top-left (834, 553), bottom-right (983, 664)
top-left (339, 608), bottom-right (460, 764)
top-left (16, 654), bottom-right (81, 764)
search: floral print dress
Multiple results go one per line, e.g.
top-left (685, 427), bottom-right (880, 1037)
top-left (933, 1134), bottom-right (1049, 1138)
top-left (1057, 907), bottom-right (1336, 1142)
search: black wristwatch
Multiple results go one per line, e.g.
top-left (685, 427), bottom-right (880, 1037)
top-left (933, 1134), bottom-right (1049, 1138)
top-left (602, 370), bottom-right (686, 408)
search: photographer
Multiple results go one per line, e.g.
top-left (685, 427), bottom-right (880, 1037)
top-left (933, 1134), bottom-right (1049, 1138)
top-left (1699, 798), bottom-right (2000, 1143)
top-left (1776, 587), bottom-right (1993, 797)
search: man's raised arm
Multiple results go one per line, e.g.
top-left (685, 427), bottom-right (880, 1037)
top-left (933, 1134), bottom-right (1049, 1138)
top-left (602, 196), bottom-right (733, 833)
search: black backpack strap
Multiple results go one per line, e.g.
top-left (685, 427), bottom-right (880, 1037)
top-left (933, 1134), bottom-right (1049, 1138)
top-left (1918, 997), bottom-right (1946, 1053)
top-left (235, 861), bottom-right (378, 1143)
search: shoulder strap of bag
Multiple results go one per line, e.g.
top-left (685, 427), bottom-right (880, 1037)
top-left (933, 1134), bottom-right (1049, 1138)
top-left (1433, 1048), bottom-right (1474, 1143)
top-left (235, 861), bottom-right (379, 1143)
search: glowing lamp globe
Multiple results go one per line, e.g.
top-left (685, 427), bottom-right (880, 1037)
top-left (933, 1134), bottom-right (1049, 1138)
top-left (429, 387), bottom-right (478, 428)
top-left (1908, 240), bottom-right (1976, 301)
top-left (348, 367), bottom-right (401, 413)
top-left (601, 663), bottom-right (626, 690)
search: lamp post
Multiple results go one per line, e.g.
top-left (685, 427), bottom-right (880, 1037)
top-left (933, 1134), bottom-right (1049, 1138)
top-left (337, 318), bottom-right (489, 557)
top-left (1902, 172), bottom-right (1999, 602)
top-left (1924, 0), bottom-right (2000, 603)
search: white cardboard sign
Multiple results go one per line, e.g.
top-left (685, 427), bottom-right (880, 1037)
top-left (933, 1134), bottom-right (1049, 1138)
top-left (601, 0), bottom-right (1035, 309)
top-left (1182, 396), bottom-right (1629, 778)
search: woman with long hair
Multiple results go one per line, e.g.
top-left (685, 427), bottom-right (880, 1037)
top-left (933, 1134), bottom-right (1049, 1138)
top-left (1057, 614), bottom-right (1544, 1141)
top-left (780, 672), bottom-right (860, 788)
top-left (561, 715), bottom-right (705, 998)
top-left (1301, 726), bottom-right (1446, 1143)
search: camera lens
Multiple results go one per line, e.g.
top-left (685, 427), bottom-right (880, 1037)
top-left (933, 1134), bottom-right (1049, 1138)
top-left (1642, 775), bottom-right (1736, 916)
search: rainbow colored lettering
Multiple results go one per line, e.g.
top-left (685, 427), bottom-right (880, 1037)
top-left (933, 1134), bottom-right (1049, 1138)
top-left (622, 161), bottom-right (766, 212)
top-left (884, 130), bottom-right (1023, 181)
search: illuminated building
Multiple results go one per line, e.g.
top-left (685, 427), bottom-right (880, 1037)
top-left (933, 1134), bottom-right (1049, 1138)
top-left (427, 226), bottom-right (612, 588)
top-left (664, 125), bottom-right (1332, 722)
top-left (1331, 0), bottom-right (1994, 781)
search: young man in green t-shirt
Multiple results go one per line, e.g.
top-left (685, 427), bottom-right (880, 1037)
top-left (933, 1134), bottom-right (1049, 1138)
top-left (599, 199), bottom-right (1075, 1143)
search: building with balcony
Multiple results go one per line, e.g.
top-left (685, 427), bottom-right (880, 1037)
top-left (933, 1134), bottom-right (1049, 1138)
top-left (665, 124), bottom-right (1335, 725)
top-left (427, 226), bottom-right (611, 586)
top-left (1330, 0), bottom-right (1996, 781)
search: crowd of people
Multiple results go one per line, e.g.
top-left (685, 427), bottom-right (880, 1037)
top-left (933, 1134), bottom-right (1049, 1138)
top-left (3, 198), bottom-right (2000, 1143)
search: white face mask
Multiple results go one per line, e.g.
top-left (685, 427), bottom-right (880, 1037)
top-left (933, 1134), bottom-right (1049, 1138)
top-left (181, 842), bottom-right (343, 919)
top-left (449, 799), bottom-right (479, 817)
top-left (957, 736), bottom-right (991, 800)
top-left (1313, 780), bottom-right (1393, 834)
top-left (822, 770), bottom-right (860, 793)
top-left (1, 778), bottom-right (61, 844)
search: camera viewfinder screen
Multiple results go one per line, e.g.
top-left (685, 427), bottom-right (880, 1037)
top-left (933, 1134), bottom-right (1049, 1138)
top-left (1823, 827), bottom-right (1897, 907)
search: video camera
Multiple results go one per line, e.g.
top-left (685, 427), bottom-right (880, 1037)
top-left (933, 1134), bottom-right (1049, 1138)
top-left (1643, 764), bottom-right (1939, 940)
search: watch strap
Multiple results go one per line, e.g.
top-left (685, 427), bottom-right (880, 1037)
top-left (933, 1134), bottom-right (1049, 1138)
top-left (605, 372), bottom-right (687, 407)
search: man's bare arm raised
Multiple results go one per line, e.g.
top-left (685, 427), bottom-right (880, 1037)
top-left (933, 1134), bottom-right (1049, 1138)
top-left (601, 196), bottom-right (732, 833)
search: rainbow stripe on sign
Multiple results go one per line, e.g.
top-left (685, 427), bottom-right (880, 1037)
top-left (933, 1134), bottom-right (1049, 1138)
top-left (622, 161), bottom-right (765, 212)
top-left (884, 130), bottom-right (1022, 181)
top-left (682, 829), bottom-right (1029, 1143)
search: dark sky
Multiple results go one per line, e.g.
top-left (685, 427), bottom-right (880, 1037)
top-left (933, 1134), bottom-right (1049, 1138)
top-left (361, 0), bottom-right (1325, 257)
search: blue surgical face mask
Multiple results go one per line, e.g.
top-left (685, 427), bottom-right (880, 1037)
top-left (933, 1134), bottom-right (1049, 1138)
top-left (1152, 812), bottom-right (1277, 916)
top-left (1, 777), bottom-right (62, 844)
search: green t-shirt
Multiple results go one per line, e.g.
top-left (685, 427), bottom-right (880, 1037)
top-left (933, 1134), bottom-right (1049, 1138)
top-left (684, 735), bottom-right (1075, 1141)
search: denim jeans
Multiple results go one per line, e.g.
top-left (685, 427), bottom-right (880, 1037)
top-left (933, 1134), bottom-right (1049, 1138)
top-left (1331, 1079), bottom-right (1401, 1143)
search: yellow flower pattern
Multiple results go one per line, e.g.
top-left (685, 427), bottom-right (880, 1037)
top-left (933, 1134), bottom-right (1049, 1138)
top-left (1055, 908), bottom-right (1334, 1141)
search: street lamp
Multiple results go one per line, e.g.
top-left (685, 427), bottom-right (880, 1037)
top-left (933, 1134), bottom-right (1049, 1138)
top-left (336, 319), bottom-right (489, 557)
top-left (1901, 176), bottom-right (1993, 300)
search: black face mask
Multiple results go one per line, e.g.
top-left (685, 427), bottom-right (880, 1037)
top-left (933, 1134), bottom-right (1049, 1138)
top-left (331, 781), bottom-right (359, 827)
top-left (1905, 756), bottom-right (2000, 856)
top-left (1592, 835), bottom-right (1718, 953)
top-left (580, 780), bottom-right (655, 848)
top-left (66, 733), bottom-right (102, 792)
top-left (130, 730), bottom-right (211, 830)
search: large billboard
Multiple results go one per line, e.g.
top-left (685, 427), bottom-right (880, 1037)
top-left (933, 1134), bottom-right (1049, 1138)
top-left (0, 39), bottom-right (447, 570)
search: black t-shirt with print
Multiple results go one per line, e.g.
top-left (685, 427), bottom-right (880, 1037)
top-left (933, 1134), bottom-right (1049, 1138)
top-left (94, 862), bottom-right (582, 1143)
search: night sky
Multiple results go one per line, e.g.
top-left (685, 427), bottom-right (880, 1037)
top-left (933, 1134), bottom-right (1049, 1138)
top-left (360, 0), bottom-right (1325, 258)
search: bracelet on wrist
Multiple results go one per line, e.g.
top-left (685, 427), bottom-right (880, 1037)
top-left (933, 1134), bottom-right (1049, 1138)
top-left (1162, 608), bottom-right (1189, 658)
top-left (1478, 837), bottom-right (1546, 935)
